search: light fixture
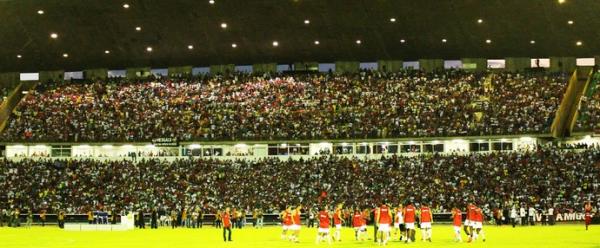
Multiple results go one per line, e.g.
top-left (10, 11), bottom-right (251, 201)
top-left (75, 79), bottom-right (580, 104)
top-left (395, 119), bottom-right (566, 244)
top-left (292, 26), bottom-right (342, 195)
top-left (272, 41), bottom-right (279, 47)
top-left (356, 39), bottom-right (362, 44)
top-left (188, 45), bottom-right (194, 50)
top-left (390, 18), bottom-right (396, 23)
top-left (146, 46), bottom-right (153, 52)
top-left (304, 19), bottom-right (310, 24)
top-left (17, 54), bottom-right (22, 58)
top-left (62, 53), bottom-right (69, 58)
top-left (37, 10), bottom-right (44, 15)
top-left (50, 33), bottom-right (58, 39)
top-left (209, 0), bottom-right (215, 4)
top-left (400, 39), bottom-right (406, 43)
top-left (314, 40), bottom-right (320, 45)
top-left (231, 43), bottom-right (237, 48)
top-left (576, 41), bottom-right (583, 46)
top-left (104, 50), bottom-right (111, 54)
top-left (135, 26), bottom-right (141, 31)
top-left (221, 23), bottom-right (227, 29)
top-left (442, 38), bottom-right (447, 43)
top-left (123, 3), bottom-right (130, 8)
top-left (485, 39), bottom-right (492, 44)
top-left (477, 19), bottom-right (483, 24)
top-left (567, 20), bottom-right (574, 25)
top-left (558, 0), bottom-right (566, 4)
top-left (530, 40), bottom-right (536, 44)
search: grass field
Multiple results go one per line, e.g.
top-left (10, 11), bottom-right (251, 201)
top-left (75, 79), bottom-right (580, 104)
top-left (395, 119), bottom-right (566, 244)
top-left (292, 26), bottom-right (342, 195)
top-left (0, 224), bottom-right (598, 248)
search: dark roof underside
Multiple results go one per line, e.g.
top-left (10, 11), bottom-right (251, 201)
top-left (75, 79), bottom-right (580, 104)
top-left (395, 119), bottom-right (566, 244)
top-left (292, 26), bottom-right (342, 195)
top-left (1, 0), bottom-right (599, 72)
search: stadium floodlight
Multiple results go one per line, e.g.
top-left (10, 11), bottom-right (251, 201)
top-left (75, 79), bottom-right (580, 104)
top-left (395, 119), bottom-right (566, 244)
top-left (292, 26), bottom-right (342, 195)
top-left (50, 33), bottom-right (58, 39)
top-left (37, 10), bottom-right (44, 15)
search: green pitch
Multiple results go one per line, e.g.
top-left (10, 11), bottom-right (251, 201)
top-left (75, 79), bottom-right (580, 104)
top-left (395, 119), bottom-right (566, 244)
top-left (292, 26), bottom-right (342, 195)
top-left (0, 224), bottom-right (598, 248)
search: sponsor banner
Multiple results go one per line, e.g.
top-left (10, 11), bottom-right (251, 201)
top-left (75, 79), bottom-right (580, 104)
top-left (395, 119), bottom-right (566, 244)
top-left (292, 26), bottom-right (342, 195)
top-left (151, 137), bottom-right (178, 147)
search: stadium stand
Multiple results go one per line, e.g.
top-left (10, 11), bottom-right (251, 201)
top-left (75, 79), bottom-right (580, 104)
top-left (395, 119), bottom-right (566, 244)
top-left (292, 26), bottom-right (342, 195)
top-left (1, 147), bottom-right (597, 216)
top-left (0, 70), bottom-right (568, 142)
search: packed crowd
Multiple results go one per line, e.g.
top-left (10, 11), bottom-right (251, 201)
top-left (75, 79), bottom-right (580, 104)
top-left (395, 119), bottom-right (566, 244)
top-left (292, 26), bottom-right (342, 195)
top-left (0, 147), bottom-right (597, 216)
top-left (0, 70), bottom-right (566, 142)
top-left (576, 73), bottom-right (600, 132)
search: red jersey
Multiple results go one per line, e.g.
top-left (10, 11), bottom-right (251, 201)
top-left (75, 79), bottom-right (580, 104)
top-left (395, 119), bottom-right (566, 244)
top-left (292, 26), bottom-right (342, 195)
top-left (474, 208), bottom-right (483, 222)
top-left (293, 210), bottom-right (301, 225)
top-left (420, 207), bottom-right (432, 223)
top-left (334, 209), bottom-right (342, 225)
top-left (283, 210), bottom-right (292, 226)
top-left (452, 209), bottom-right (462, 226)
top-left (404, 205), bottom-right (416, 223)
top-left (223, 212), bottom-right (231, 228)
top-left (467, 204), bottom-right (477, 221)
top-left (319, 211), bottom-right (330, 228)
top-left (379, 205), bottom-right (392, 224)
top-left (352, 213), bottom-right (363, 227)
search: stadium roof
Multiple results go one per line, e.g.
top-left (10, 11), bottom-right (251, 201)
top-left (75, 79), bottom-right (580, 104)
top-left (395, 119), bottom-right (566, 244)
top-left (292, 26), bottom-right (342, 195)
top-left (1, 0), bottom-right (599, 72)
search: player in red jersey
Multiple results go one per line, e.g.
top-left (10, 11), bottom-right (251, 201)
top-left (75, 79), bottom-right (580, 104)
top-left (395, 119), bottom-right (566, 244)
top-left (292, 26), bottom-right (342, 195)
top-left (584, 201), bottom-right (593, 231)
top-left (465, 203), bottom-right (477, 241)
top-left (280, 206), bottom-right (293, 240)
top-left (316, 206), bottom-right (332, 245)
top-left (222, 207), bottom-right (232, 242)
top-left (377, 202), bottom-right (393, 246)
top-left (352, 209), bottom-right (367, 241)
top-left (333, 204), bottom-right (344, 242)
top-left (420, 203), bottom-right (433, 242)
top-left (290, 205), bottom-right (302, 243)
top-left (451, 207), bottom-right (463, 242)
top-left (470, 207), bottom-right (486, 242)
top-left (403, 202), bottom-right (416, 243)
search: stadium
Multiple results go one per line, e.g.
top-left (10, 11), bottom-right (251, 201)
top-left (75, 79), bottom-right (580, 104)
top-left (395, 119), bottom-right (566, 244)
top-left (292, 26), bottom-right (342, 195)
top-left (0, 0), bottom-right (599, 247)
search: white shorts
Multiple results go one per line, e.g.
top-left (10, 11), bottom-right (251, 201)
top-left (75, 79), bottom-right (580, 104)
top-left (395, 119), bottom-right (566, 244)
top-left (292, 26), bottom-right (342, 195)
top-left (420, 222), bottom-right (431, 229)
top-left (394, 223), bottom-right (400, 229)
top-left (473, 222), bottom-right (482, 229)
top-left (282, 225), bottom-right (290, 231)
top-left (335, 224), bottom-right (341, 229)
top-left (378, 224), bottom-right (391, 232)
top-left (318, 228), bottom-right (330, 234)
top-left (453, 226), bottom-right (461, 232)
top-left (405, 222), bottom-right (415, 229)
top-left (290, 224), bottom-right (301, 231)
top-left (360, 225), bottom-right (367, 231)
top-left (464, 220), bottom-right (472, 227)
top-left (354, 226), bottom-right (366, 232)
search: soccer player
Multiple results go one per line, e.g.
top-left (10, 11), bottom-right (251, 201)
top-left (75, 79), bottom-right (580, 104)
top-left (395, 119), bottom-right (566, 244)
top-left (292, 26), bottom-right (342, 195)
top-left (403, 202), bottom-right (416, 243)
top-left (222, 207), bottom-right (232, 242)
top-left (316, 206), bottom-right (332, 245)
top-left (352, 209), bottom-right (367, 241)
top-left (280, 206), bottom-right (292, 240)
top-left (290, 205), bottom-right (302, 242)
top-left (451, 207), bottom-right (463, 242)
top-left (466, 202), bottom-right (477, 242)
top-left (420, 203), bottom-right (433, 242)
top-left (333, 204), bottom-right (344, 242)
top-left (393, 205), bottom-right (405, 241)
top-left (470, 206), bottom-right (486, 242)
top-left (376, 202), bottom-right (392, 246)
top-left (584, 201), bottom-right (593, 231)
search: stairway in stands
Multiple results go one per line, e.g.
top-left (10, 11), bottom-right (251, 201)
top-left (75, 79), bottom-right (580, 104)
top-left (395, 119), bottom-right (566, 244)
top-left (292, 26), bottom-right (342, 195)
top-left (0, 82), bottom-right (38, 133)
top-left (551, 66), bottom-right (597, 138)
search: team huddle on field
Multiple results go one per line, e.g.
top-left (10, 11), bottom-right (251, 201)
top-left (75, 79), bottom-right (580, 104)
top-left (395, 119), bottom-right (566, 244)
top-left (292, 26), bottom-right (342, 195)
top-left (276, 202), bottom-right (486, 245)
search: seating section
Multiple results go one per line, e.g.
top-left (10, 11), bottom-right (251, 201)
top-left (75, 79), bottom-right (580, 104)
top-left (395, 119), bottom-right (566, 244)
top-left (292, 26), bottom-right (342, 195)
top-left (576, 73), bottom-right (600, 132)
top-left (0, 71), bottom-right (568, 142)
top-left (0, 148), bottom-right (597, 214)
